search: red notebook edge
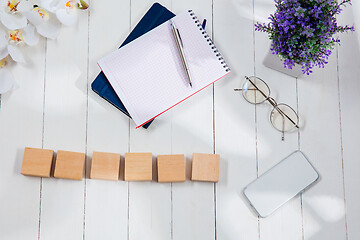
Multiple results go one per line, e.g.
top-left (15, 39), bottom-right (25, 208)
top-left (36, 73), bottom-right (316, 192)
top-left (136, 71), bottom-right (231, 128)
top-left (98, 62), bottom-right (231, 129)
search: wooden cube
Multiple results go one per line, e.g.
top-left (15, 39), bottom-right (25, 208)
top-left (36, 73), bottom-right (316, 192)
top-left (124, 153), bottom-right (152, 181)
top-left (191, 153), bottom-right (220, 182)
top-left (54, 150), bottom-right (85, 180)
top-left (157, 154), bottom-right (185, 182)
top-left (21, 147), bottom-right (54, 177)
top-left (90, 151), bottom-right (120, 181)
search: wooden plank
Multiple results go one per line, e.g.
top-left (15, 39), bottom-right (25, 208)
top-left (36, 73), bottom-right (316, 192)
top-left (85, 0), bottom-right (130, 239)
top-left (128, 1), bottom-right (172, 240)
top-left (213, 0), bottom-right (259, 239)
top-left (337, 4), bottom-right (360, 240)
top-left (170, 0), bottom-right (216, 239)
top-left (254, 0), bottom-right (303, 239)
top-left (298, 30), bottom-right (347, 240)
top-left (0, 38), bottom-right (45, 239)
top-left (39, 10), bottom-right (89, 240)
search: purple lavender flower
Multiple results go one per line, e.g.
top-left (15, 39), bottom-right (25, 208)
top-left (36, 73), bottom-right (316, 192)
top-left (255, 0), bottom-right (354, 75)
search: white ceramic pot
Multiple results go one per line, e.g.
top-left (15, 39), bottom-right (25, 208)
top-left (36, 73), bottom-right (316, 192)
top-left (263, 50), bottom-right (303, 78)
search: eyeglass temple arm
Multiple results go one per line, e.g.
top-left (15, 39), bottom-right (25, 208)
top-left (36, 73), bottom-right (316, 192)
top-left (273, 104), bottom-right (299, 128)
top-left (282, 116), bottom-right (285, 141)
top-left (245, 76), bottom-right (299, 129)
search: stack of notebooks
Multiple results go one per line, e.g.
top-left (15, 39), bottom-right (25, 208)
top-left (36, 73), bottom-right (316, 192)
top-left (92, 3), bottom-right (230, 129)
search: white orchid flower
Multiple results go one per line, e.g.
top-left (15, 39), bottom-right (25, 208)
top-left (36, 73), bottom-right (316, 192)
top-left (18, 0), bottom-right (61, 39)
top-left (0, 24), bottom-right (38, 94)
top-left (8, 29), bottom-right (26, 62)
top-left (0, 0), bottom-right (89, 95)
top-left (55, 0), bottom-right (87, 26)
top-left (0, 26), bottom-right (38, 64)
top-left (0, 0), bottom-right (27, 30)
top-left (0, 29), bottom-right (8, 59)
top-left (0, 57), bottom-right (14, 94)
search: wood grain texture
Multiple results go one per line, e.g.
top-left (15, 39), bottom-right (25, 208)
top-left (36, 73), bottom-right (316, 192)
top-left (191, 153), bottom-right (219, 182)
top-left (170, 0), bottom-right (217, 239)
top-left (84, 0), bottom-right (130, 239)
top-left (21, 147), bottom-right (54, 178)
top-left (90, 151), bottom-right (120, 181)
top-left (254, 0), bottom-right (303, 239)
top-left (298, 31), bottom-right (347, 240)
top-left (127, 1), bottom-right (172, 240)
top-left (0, 37), bottom-right (46, 240)
top-left (157, 154), bottom-right (185, 182)
top-left (337, 4), bottom-right (360, 240)
top-left (54, 150), bottom-right (85, 180)
top-left (214, 0), bottom-right (259, 239)
top-left (0, 0), bottom-right (358, 239)
top-left (125, 152), bottom-right (152, 181)
top-left (39, 8), bottom-right (89, 240)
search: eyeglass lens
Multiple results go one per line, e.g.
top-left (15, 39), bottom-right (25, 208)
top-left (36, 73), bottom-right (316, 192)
top-left (237, 76), bottom-right (299, 133)
top-left (270, 103), bottom-right (299, 132)
top-left (242, 76), bottom-right (270, 104)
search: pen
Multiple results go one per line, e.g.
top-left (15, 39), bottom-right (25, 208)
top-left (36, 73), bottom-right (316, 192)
top-left (170, 19), bottom-right (193, 87)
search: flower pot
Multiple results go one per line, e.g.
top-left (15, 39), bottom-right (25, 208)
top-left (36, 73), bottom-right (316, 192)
top-left (263, 50), bottom-right (303, 78)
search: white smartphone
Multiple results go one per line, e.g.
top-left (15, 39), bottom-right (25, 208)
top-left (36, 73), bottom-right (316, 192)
top-left (243, 151), bottom-right (319, 218)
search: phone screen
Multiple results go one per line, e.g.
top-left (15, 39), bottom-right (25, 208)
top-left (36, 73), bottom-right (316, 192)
top-left (243, 151), bottom-right (319, 217)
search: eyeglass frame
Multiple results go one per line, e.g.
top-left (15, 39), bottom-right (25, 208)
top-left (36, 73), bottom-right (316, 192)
top-left (234, 76), bottom-right (299, 141)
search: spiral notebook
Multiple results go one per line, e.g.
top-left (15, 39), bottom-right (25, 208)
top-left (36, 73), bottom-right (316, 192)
top-left (91, 3), bottom-right (175, 129)
top-left (98, 10), bottom-right (230, 128)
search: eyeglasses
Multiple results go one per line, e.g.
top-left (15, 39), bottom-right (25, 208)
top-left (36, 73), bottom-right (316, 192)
top-left (234, 76), bottom-right (299, 141)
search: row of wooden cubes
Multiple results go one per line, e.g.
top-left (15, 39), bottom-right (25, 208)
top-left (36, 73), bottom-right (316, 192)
top-left (21, 147), bottom-right (220, 182)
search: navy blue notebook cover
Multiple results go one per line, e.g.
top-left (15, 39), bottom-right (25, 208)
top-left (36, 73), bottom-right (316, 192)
top-left (91, 3), bottom-right (175, 129)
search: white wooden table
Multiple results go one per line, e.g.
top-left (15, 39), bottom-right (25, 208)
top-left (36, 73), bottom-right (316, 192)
top-left (1, 0), bottom-right (359, 239)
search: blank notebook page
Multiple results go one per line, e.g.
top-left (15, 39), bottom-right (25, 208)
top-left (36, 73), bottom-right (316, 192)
top-left (98, 10), bottom-right (230, 127)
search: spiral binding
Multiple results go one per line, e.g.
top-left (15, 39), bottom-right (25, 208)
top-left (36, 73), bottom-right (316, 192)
top-left (188, 10), bottom-right (230, 72)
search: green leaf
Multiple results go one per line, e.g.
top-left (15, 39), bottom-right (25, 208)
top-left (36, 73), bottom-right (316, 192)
top-left (77, 0), bottom-right (89, 10)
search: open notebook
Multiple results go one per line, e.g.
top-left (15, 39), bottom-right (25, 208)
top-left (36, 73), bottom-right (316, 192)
top-left (98, 10), bottom-right (230, 128)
